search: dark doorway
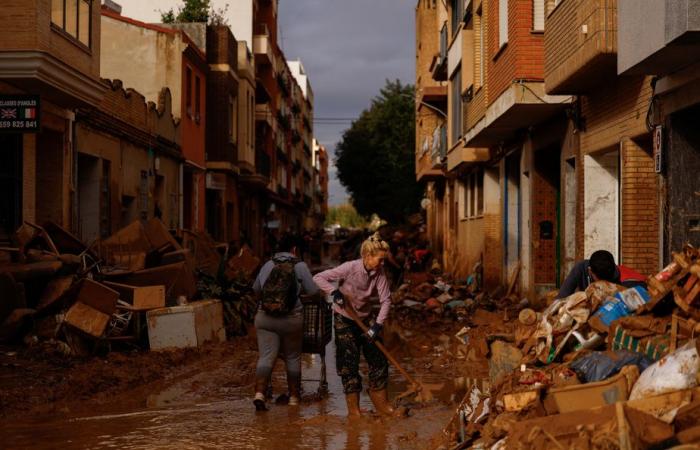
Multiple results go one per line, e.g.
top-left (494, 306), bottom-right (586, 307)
top-left (0, 134), bottom-right (22, 244)
top-left (533, 145), bottom-right (562, 288)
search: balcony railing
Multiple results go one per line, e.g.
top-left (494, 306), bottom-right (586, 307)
top-left (544, 0), bottom-right (617, 94)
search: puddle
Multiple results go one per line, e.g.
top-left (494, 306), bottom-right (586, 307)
top-left (1, 340), bottom-right (453, 449)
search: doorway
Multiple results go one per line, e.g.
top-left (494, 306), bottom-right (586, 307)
top-left (0, 134), bottom-right (22, 243)
top-left (533, 146), bottom-right (562, 291)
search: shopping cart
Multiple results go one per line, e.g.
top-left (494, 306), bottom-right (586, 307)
top-left (300, 294), bottom-right (332, 396)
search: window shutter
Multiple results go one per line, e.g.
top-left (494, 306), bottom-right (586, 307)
top-left (533, 0), bottom-right (545, 31)
top-left (499, 0), bottom-right (509, 47)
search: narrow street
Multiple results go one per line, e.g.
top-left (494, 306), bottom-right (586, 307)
top-left (1, 327), bottom-right (454, 450)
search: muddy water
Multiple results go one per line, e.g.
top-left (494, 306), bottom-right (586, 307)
top-left (1, 341), bottom-right (453, 449)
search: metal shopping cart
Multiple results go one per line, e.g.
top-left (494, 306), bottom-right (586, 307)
top-left (300, 294), bottom-right (332, 396)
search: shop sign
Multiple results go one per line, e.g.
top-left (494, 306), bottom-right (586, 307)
top-left (0, 95), bottom-right (40, 133)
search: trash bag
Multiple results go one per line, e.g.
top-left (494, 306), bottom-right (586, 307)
top-left (630, 340), bottom-right (700, 400)
top-left (570, 350), bottom-right (653, 383)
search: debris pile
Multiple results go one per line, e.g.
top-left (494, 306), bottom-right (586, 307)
top-left (0, 219), bottom-right (260, 357)
top-left (433, 245), bottom-right (700, 449)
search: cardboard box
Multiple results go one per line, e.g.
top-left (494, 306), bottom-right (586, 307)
top-left (103, 281), bottom-right (165, 311)
top-left (146, 300), bottom-right (225, 350)
top-left (546, 365), bottom-right (639, 414)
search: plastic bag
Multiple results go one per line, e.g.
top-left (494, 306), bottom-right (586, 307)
top-left (570, 350), bottom-right (652, 383)
top-left (629, 340), bottom-right (700, 400)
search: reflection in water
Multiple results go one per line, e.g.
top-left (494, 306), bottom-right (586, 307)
top-left (1, 341), bottom-right (452, 450)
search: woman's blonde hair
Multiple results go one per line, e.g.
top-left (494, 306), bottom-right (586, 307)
top-left (360, 232), bottom-right (390, 257)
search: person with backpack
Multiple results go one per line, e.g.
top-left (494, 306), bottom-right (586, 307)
top-left (313, 232), bottom-right (394, 417)
top-left (252, 234), bottom-right (320, 411)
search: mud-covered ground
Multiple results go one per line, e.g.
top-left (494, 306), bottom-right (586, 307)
top-left (0, 320), bottom-right (463, 449)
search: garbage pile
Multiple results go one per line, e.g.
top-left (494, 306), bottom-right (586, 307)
top-left (0, 219), bottom-right (259, 357)
top-left (435, 245), bottom-right (700, 450)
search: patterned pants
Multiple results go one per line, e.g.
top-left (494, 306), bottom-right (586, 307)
top-left (334, 313), bottom-right (389, 394)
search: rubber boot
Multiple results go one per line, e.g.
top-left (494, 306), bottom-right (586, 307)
top-left (254, 378), bottom-right (268, 411)
top-left (345, 392), bottom-right (363, 417)
top-left (368, 389), bottom-right (395, 416)
top-left (287, 375), bottom-right (301, 406)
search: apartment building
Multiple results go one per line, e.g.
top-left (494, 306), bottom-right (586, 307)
top-left (617, 0), bottom-right (700, 261)
top-left (417, 0), bottom-right (666, 297)
top-left (100, 8), bottom-right (208, 233)
top-left (0, 0), bottom-right (105, 242)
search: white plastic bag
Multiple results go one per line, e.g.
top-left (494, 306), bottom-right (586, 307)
top-left (629, 340), bottom-right (700, 400)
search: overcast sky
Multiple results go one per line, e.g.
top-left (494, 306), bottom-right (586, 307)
top-left (111, 0), bottom-right (415, 206)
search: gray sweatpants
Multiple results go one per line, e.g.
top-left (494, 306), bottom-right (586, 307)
top-left (254, 310), bottom-right (303, 388)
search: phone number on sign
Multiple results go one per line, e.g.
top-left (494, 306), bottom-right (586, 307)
top-left (0, 121), bottom-right (38, 128)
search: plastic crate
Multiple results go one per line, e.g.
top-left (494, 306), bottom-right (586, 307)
top-left (301, 296), bottom-right (332, 354)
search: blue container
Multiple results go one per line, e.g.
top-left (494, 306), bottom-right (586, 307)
top-left (593, 297), bottom-right (630, 328)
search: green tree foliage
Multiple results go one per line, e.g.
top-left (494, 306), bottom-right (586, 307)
top-left (325, 204), bottom-right (367, 229)
top-left (160, 0), bottom-right (228, 25)
top-left (335, 80), bottom-right (421, 223)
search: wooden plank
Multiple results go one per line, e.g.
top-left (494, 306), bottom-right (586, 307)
top-left (74, 279), bottom-right (119, 315)
top-left (102, 281), bottom-right (165, 311)
top-left (64, 302), bottom-right (110, 338)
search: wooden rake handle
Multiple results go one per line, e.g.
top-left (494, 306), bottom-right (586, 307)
top-left (342, 300), bottom-right (421, 390)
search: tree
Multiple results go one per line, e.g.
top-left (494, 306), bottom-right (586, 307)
top-left (325, 204), bottom-right (367, 229)
top-left (335, 80), bottom-right (421, 224)
top-left (160, 0), bottom-right (228, 25)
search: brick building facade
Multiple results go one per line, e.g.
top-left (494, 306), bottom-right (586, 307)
top-left (416, 0), bottom-right (666, 298)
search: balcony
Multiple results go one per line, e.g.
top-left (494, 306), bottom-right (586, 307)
top-left (618, 0), bottom-right (700, 76)
top-left (462, 82), bottom-right (570, 147)
top-left (430, 23), bottom-right (449, 82)
top-left (253, 24), bottom-right (273, 66)
top-left (447, 147), bottom-right (491, 172)
top-left (255, 104), bottom-right (273, 128)
top-left (544, 0), bottom-right (617, 95)
top-left (241, 150), bottom-right (271, 190)
top-left (416, 125), bottom-right (446, 182)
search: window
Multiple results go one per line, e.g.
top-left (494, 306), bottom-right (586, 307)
top-left (477, 7), bottom-right (485, 87)
top-left (450, 0), bottom-right (464, 36)
top-left (450, 66), bottom-right (463, 146)
top-left (186, 68), bottom-right (193, 118)
top-left (194, 75), bottom-right (201, 122)
top-left (533, 0), bottom-right (545, 31)
top-left (51, 0), bottom-right (92, 47)
top-left (462, 169), bottom-right (484, 218)
top-left (499, 0), bottom-right (509, 48)
top-left (229, 95), bottom-right (238, 144)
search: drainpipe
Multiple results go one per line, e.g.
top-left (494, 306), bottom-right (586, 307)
top-left (69, 110), bottom-right (78, 234)
top-left (179, 163), bottom-right (184, 229)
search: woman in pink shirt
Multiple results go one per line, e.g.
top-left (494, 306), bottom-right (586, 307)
top-left (313, 232), bottom-right (394, 417)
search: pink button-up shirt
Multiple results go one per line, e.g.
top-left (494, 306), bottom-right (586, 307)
top-left (313, 259), bottom-right (392, 324)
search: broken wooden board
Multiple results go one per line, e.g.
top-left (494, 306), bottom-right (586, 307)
top-left (102, 281), bottom-right (165, 311)
top-left (116, 262), bottom-right (196, 301)
top-left (36, 275), bottom-right (75, 312)
top-left (0, 260), bottom-right (63, 283)
top-left (42, 221), bottom-right (91, 256)
top-left (504, 389), bottom-right (540, 412)
top-left (64, 301), bottom-right (110, 338)
top-left (72, 279), bottom-right (120, 315)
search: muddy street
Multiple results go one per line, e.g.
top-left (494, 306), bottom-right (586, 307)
top-left (0, 328), bottom-right (455, 450)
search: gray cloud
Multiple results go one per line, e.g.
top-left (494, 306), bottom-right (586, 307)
top-left (279, 0), bottom-right (415, 205)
